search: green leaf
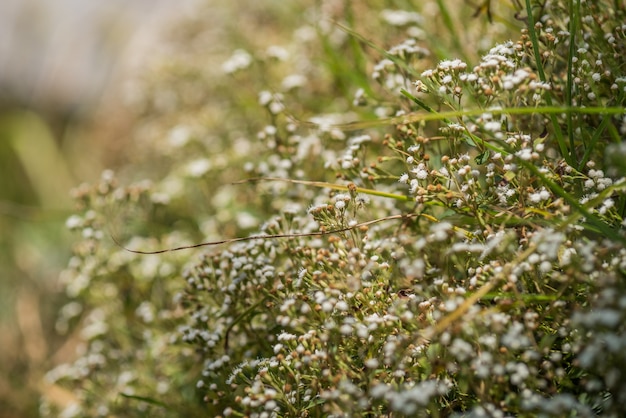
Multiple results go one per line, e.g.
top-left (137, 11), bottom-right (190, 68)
top-left (475, 150), bottom-right (490, 165)
top-left (464, 135), bottom-right (477, 147)
top-left (400, 89), bottom-right (436, 114)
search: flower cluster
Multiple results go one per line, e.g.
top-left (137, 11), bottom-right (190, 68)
top-left (44, 1), bottom-right (626, 417)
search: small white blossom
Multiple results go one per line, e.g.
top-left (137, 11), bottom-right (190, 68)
top-left (364, 358), bottom-right (379, 369)
top-left (222, 49), bottom-right (252, 73)
top-left (186, 159), bottom-right (211, 177)
top-left (380, 9), bottom-right (423, 26)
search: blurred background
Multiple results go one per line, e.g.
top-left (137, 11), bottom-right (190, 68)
top-left (0, 0), bottom-right (196, 415)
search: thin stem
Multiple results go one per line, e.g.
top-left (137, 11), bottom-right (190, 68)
top-left (566, 0), bottom-right (580, 161)
top-left (434, 0), bottom-right (471, 63)
top-left (525, 0), bottom-right (572, 165)
top-left (289, 105), bottom-right (625, 132)
top-left (578, 115), bottom-right (610, 170)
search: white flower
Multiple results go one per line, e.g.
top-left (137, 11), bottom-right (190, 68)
top-left (59, 403), bottom-right (82, 418)
top-left (277, 332), bottom-right (297, 341)
top-left (338, 323), bottom-right (352, 335)
top-left (269, 101), bottom-right (284, 114)
top-left (335, 300), bottom-right (349, 311)
top-left (222, 49), bottom-right (252, 73)
top-left (450, 338), bottom-right (474, 361)
top-left (438, 59), bottom-right (467, 71)
top-left (186, 158), bottom-right (211, 177)
top-left (516, 148), bottom-right (533, 161)
top-left (258, 90), bottom-right (273, 106)
top-left (414, 168), bottom-right (428, 180)
top-left (501, 321), bottom-right (530, 350)
top-left (413, 80), bottom-right (428, 92)
top-left (282, 74), bottom-right (306, 90)
top-left (370, 383), bottom-right (391, 398)
top-left (65, 215), bottom-right (83, 230)
top-left (265, 400), bottom-right (277, 411)
top-left (484, 121), bottom-right (502, 132)
top-left (135, 301), bottom-right (155, 323)
top-left (266, 45), bottom-right (289, 60)
top-left (364, 358), bottom-right (379, 368)
top-left (380, 9), bottom-right (423, 26)
top-left (168, 125), bottom-right (192, 148)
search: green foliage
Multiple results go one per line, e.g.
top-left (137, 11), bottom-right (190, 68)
top-left (43, 1), bottom-right (626, 417)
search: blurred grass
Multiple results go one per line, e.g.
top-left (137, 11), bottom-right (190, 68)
top-left (0, 112), bottom-right (74, 417)
top-left (0, 1), bottom-right (192, 416)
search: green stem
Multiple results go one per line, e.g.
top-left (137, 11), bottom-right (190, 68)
top-left (291, 105), bottom-right (625, 132)
top-left (434, 0), bottom-right (471, 63)
top-left (525, 0), bottom-right (572, 166)
top-left (566, 0), bottom-right (580, 161)
top-left (578, 115), bottom-right (610, 170)
top-left (518, 159), bottom-right (626, 244)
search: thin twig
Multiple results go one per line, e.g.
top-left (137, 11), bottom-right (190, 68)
top-left (112, 213), bottom-right (420, 255)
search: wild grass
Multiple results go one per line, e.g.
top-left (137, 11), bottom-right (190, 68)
top-left (41, 1), bottom-right (626, 417)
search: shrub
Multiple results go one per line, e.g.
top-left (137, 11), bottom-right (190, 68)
top-left (42, 1), bottom-right (626, 417)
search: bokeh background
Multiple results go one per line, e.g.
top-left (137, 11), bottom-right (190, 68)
top-left (0, 1), bottom-right (195, 415)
